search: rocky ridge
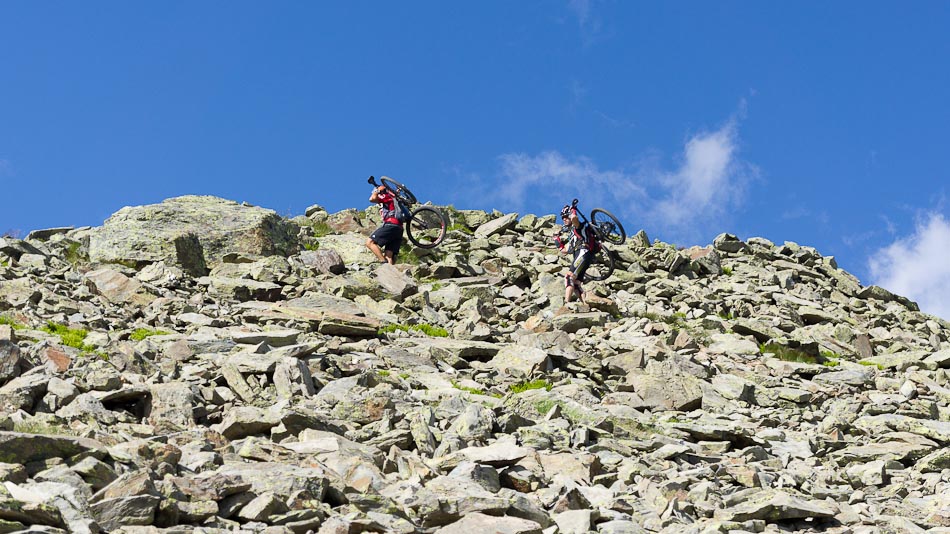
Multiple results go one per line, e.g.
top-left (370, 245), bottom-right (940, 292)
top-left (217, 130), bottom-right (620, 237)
top-left (0, 195), bottom-right (948, 534)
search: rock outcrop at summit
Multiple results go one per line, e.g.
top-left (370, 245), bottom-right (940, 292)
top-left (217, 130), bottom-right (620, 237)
top-left (88, 196), bottom-right (298, 275)
top-left (0, 196), bottom-right (948, 533)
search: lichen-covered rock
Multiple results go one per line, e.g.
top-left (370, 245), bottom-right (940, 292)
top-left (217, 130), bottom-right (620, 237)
top-left (88, 196), bottom-right (298, 274)
top-left (0, 432), bottom-right (105, 465)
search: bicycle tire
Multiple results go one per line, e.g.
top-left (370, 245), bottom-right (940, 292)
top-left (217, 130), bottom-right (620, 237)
top-left (584, 247), bottom-right (615, 281)
top-left (406, 206), bottom-right (447, 249)
top-left (380, 177), bottom-right (418, 205)
top-left (590, 208), bottom-right (626, 245)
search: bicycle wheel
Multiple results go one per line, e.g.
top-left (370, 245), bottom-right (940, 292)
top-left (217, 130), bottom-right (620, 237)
top-left (590, 208), bottom-right (626, 245)
top-left (406, 206), bottom-right (447, 249)
top-left (584, 247), bottom-right (615, 281)
top-left (380, 176), bottom-right (418, 205)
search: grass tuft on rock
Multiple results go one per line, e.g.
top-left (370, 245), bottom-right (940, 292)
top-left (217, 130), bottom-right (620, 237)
top-left (378, 323), bottom-right (448, 338)
top-left (0, 315), bottom-right (26, 330)
top-left (447, 223), bottom-right (473, 235)
top-left (13, 420), bottom-right (76, 436)
top-left (130, 328), bottom-right (171, 341)
top-left (759, 343), bottom-right (820, 364)
top-left (452, 380), bottom-right (502, 398)
top-left (534, 399), bottom-right (560, 415)
top-left (510, 379), bottom-right (553, 394)
top-left (42, 322), bottom-right (94, 352)
top-left (64, 241), bottom-right (85, 264)
top-left (310, 220), bottom-right (333, 237)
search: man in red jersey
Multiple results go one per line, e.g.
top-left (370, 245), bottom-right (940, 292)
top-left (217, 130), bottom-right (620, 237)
top-left (365, 178), bottom-right (404, 264)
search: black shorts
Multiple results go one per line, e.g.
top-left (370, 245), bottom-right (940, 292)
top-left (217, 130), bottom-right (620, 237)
top-left (570, 248), bottom-right (592, 282)
top-left (370, 223), bottom-right (403, 254)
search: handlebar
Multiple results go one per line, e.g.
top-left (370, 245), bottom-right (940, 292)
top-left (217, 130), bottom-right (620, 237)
top-left (367, 176), bottom-right (379, 187)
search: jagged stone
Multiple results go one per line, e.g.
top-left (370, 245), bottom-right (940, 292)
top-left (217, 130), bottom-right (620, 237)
top-left (84, 268), bottom-right (156, 307)
top-left (0, 341), bottom-right (23, 385)
top-left (713, 233), bottom-right (748, 253)
top-left (375, 263), bottom-right (418, 299)
top-left (0, 278), bottom-right (41, 308)
top-left (488, 345), bottom-right (552, 377)
top-left (551, 312), bottom-right (608, 333)
top-left (0, 493), bottom-right (66, 530)
top-left (206, 276), bottom-right (282, 302)
top-left (90, 495), bottom-right (160, 530)
top-left (214, 406), bottom-right (280, 440)
top-left (317, 311), bottom-right (382, 337)
top-left (298, 249), bottom-right (345, 274)
top-left (474, 213), bottom-right (519, 238)
top-left (146, 382), bottom-right (196, 428)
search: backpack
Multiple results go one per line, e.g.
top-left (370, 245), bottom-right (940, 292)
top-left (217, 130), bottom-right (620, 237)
top-left (583, 224), bottom-right (601, 254)
top-left (393, 197), bottom-right (411, 223)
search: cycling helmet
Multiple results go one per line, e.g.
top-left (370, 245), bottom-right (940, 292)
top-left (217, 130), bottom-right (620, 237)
top-left (560, 205), bottom-right (572, 220)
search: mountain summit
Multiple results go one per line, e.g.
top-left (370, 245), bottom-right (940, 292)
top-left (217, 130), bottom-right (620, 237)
top-left (0, 196), bottom-right (947, 533)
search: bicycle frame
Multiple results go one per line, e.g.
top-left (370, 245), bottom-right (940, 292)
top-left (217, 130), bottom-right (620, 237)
top-left (367, 176), bottom-right (415, 207)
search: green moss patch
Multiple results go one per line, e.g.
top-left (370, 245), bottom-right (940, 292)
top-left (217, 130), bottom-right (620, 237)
top-left (42, 322), bottom-right (94, 352)
top-left (510, 379), bottom-right (553, 394)
top-left (534, 399), bottom-right (561, 415)
top-left (452, 380), bottom-right (502, 398)
top-left (378, 323), bottom-right (449, 338)
top-left (130, 328), bottom-right (171, 341)
top-left (0, 315), bottom-right (26, 330)
top-left (759, 343), bottom-right (820, 364)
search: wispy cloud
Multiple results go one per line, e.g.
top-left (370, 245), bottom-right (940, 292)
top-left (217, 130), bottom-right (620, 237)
top-left (594, 110), bottom-right (636, 129)
top-left (495, 151), bottom-right (646, 212)
top-left (566, 0), bottom-right (608, 45)
top-left (567, 0), bottom-right (592, 27)
top-left (868, 212), bottom-right (950, 320)
top-left (490, 110), bottom-right (755, 242)
top-left (652, 119), bottom-right (755, 230)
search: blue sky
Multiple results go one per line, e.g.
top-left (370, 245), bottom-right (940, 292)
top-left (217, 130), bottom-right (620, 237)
top-left (2, 2), bottom-right (950, 318)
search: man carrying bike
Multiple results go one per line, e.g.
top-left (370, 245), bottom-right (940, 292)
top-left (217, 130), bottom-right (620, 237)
top-left (556, 203), bottom-right (591, 303)
top-left (366, 177), bottom-right (404, 264)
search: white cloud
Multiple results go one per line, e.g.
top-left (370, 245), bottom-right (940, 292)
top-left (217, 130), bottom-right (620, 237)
top-left (495, 151), bottom-right (645, 212)
top-left (492, 115), bottom-right (754, 240)
top-left (653, 120), bottom-right (752, 227)
top-left (869, 213), bottom-right (950, 320)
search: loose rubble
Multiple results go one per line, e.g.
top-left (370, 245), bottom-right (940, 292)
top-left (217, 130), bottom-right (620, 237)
top-left (0, 196), bottom-right (948, 533)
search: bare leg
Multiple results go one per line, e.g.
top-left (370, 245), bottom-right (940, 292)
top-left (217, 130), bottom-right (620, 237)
top-left (384, 250), bottom-right (396, 265)
top-left (366, 239), bottom-right (387, 263)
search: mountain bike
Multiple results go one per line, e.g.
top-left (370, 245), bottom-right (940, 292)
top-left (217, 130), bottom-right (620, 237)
top-left (368, 176), bottom-right (448, 249)
top-left (559, 198), bottom-right (626, 281)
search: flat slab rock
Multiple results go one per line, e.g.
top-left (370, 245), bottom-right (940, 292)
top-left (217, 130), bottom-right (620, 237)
top-left (0, 431), bottom-right (106, 465)
top-left (230, 328), bottom-right (302, 346)
top-left (455, 440), bottom-right (532, 467)
top-left (715, 489), bottom-right (837, 522)
top-left (434, 512), bottom-right (542, 534)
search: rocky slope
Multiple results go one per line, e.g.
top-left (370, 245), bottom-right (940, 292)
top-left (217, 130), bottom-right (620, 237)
top-left (0, 194), bottom-right (948, 534)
